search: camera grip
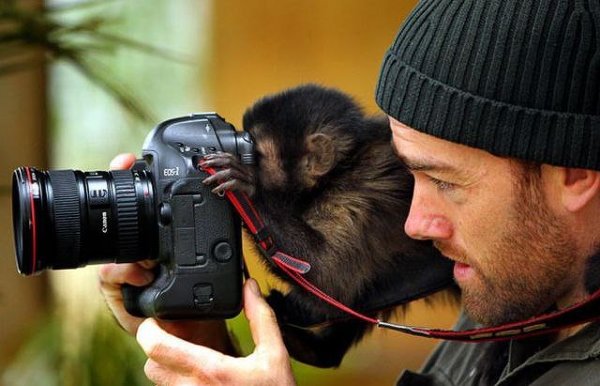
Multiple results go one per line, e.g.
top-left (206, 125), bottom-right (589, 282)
top-left (122, 284), bottom-right (146, 317)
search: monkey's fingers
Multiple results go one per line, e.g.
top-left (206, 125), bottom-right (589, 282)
top-left (211, 179), bottom-right (256, 197)
top-left (202, 152), bottom-right (240, 167)
top-left (201, 155), bottom-right (254, 177)
top-left (202, 167), bottom-right (254, 186)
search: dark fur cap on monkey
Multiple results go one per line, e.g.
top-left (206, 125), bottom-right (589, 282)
top-left (376, 0), bottom-right (600, 170)
top-left (244, 84), bottom-right (387, 193)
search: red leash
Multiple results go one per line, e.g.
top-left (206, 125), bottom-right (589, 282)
top-left (201, 164), bottom-right (600, 342)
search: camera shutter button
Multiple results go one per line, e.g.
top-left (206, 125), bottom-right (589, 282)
top-left (213, 242), bottom-right (232, 262)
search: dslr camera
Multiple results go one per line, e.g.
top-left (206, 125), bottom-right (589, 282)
top-left (12, 113), bottom-right (254, 319)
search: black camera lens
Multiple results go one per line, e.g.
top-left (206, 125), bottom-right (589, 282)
top-left (12, 167), bottom-right (156, 275)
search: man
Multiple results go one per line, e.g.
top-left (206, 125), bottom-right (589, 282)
top-left (375, 0), bottom-right (600, 384)
top-left (99, 0), bottom-right (600, 384)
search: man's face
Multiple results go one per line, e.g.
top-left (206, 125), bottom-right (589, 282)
top-left (390, 118), bottom-right (579, 326)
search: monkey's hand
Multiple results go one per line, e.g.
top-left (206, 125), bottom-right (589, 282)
top-left (201, 152), bottom-right (257, 197)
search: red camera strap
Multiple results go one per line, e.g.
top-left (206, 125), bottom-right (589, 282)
top-left (201, 165), bottom-right (600, 342)
top-left (200, 165), bottom-right (311, 275)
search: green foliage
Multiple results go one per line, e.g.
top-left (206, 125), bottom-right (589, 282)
top-left (2, 316), bottom-right (62, 386)
top-left (0, 0), bottom-right (187, 123)
top-left (69, 314), bottom-right (151, 386)
top-left (2, 312), bottom-right (150, 386)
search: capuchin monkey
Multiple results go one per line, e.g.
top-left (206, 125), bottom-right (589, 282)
top-left (201, 84), bottom-right (455, 368)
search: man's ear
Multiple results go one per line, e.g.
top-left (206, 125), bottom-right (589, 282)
top-left (559, 167), bottom-right (600, 212)
top-left (303, 133), bottom-right (336, 178)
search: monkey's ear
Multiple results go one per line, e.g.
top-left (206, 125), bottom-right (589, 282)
top-left (304, 133), bottom-right (336, 177)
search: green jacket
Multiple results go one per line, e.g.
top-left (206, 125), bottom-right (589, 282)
top-left (396, 313), bottom-right (600, 385)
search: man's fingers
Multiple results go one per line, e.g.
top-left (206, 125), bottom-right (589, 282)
top-left (243, 280), bottom-right (295, 385)
top-left (97, 263), bottom-right (154, 335)
top-left (143, 358), bottom-right (204, 386)
top-left (143, 359), bottom-right (172, 386)
top-left (109, 153), bottom-right (137, 170)
top-left (243, 279), bottom-right (287, 352)
top-left (135, 294), bottom-right (295, 386)
top-left (137, 318), bottom-right (227, 371)
top-left (98, 263), bottom-right (154, 288)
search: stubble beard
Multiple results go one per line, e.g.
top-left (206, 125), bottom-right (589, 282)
top-left (460, 173), bottom-right (578, 326)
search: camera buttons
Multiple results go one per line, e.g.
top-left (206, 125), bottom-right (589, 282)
top-left (193, 284), bottom-right (213, 306)
top-left (196, 254), bottom-right (207, 265)
top-left (213, 242), bottom-right (233, 262)
top-left (159, 203), bottom-right (172, 225)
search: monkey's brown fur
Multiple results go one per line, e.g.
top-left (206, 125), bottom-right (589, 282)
top-left (202, 84), bottom-right (454, 368)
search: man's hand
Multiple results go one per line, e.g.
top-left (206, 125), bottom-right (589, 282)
top-left (137, 279), bottom-right (296, 386)
top-left (98, 153), bottom-right (238, 352)
top-left (100, 153), bottom-right (295, 385)
top-left (99, 153), bottom-right (151, 335)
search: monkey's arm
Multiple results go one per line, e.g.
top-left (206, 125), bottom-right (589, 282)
top-left (201, 151), bottom-right (371, 304)
top-left (201, 152), bottom-right (329, 260)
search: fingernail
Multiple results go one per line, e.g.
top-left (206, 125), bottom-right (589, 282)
top-left (247, 279), bottom-right (260, 295)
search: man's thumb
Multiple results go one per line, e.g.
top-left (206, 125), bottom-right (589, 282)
top-left (243, 279), bottom-right (285, 350)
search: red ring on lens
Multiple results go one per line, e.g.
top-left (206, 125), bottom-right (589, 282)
top-left (24, 167), bottom-right (37, 273)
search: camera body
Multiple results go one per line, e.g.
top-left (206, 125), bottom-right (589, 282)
top-left (124, 113), bottom-right (253, 319)
top-left (12, 113), bottom-right (254, 320)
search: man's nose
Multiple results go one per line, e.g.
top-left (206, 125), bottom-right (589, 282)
top-left (404, 198), bottom-right (453, 240)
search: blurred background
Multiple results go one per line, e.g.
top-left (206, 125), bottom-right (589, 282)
top-left (0, 1), bottom-right (459, 385)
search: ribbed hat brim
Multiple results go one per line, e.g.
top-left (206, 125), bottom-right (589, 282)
top-left (376, 49), bottom-right (600, 169)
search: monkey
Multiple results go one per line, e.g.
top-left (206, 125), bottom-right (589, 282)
top-left (201, 84), bottom-right (455, 368)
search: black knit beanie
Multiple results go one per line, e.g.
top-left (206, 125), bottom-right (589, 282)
top-left (376, 0), bottom-right (600, 170)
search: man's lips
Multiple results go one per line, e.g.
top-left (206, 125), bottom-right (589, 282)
top-left (453, 261), bottom-right (474, 282)
top-left (433, 242), bottom-right (476, 281)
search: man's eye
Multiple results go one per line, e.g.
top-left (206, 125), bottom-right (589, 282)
top-left (429, 176), bottom-right (454, 191)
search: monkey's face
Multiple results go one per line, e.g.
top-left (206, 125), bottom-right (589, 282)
top-left (249, 125), bottom-right (324, 195)
top-left (253, 133), bottom-right (288, 191)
